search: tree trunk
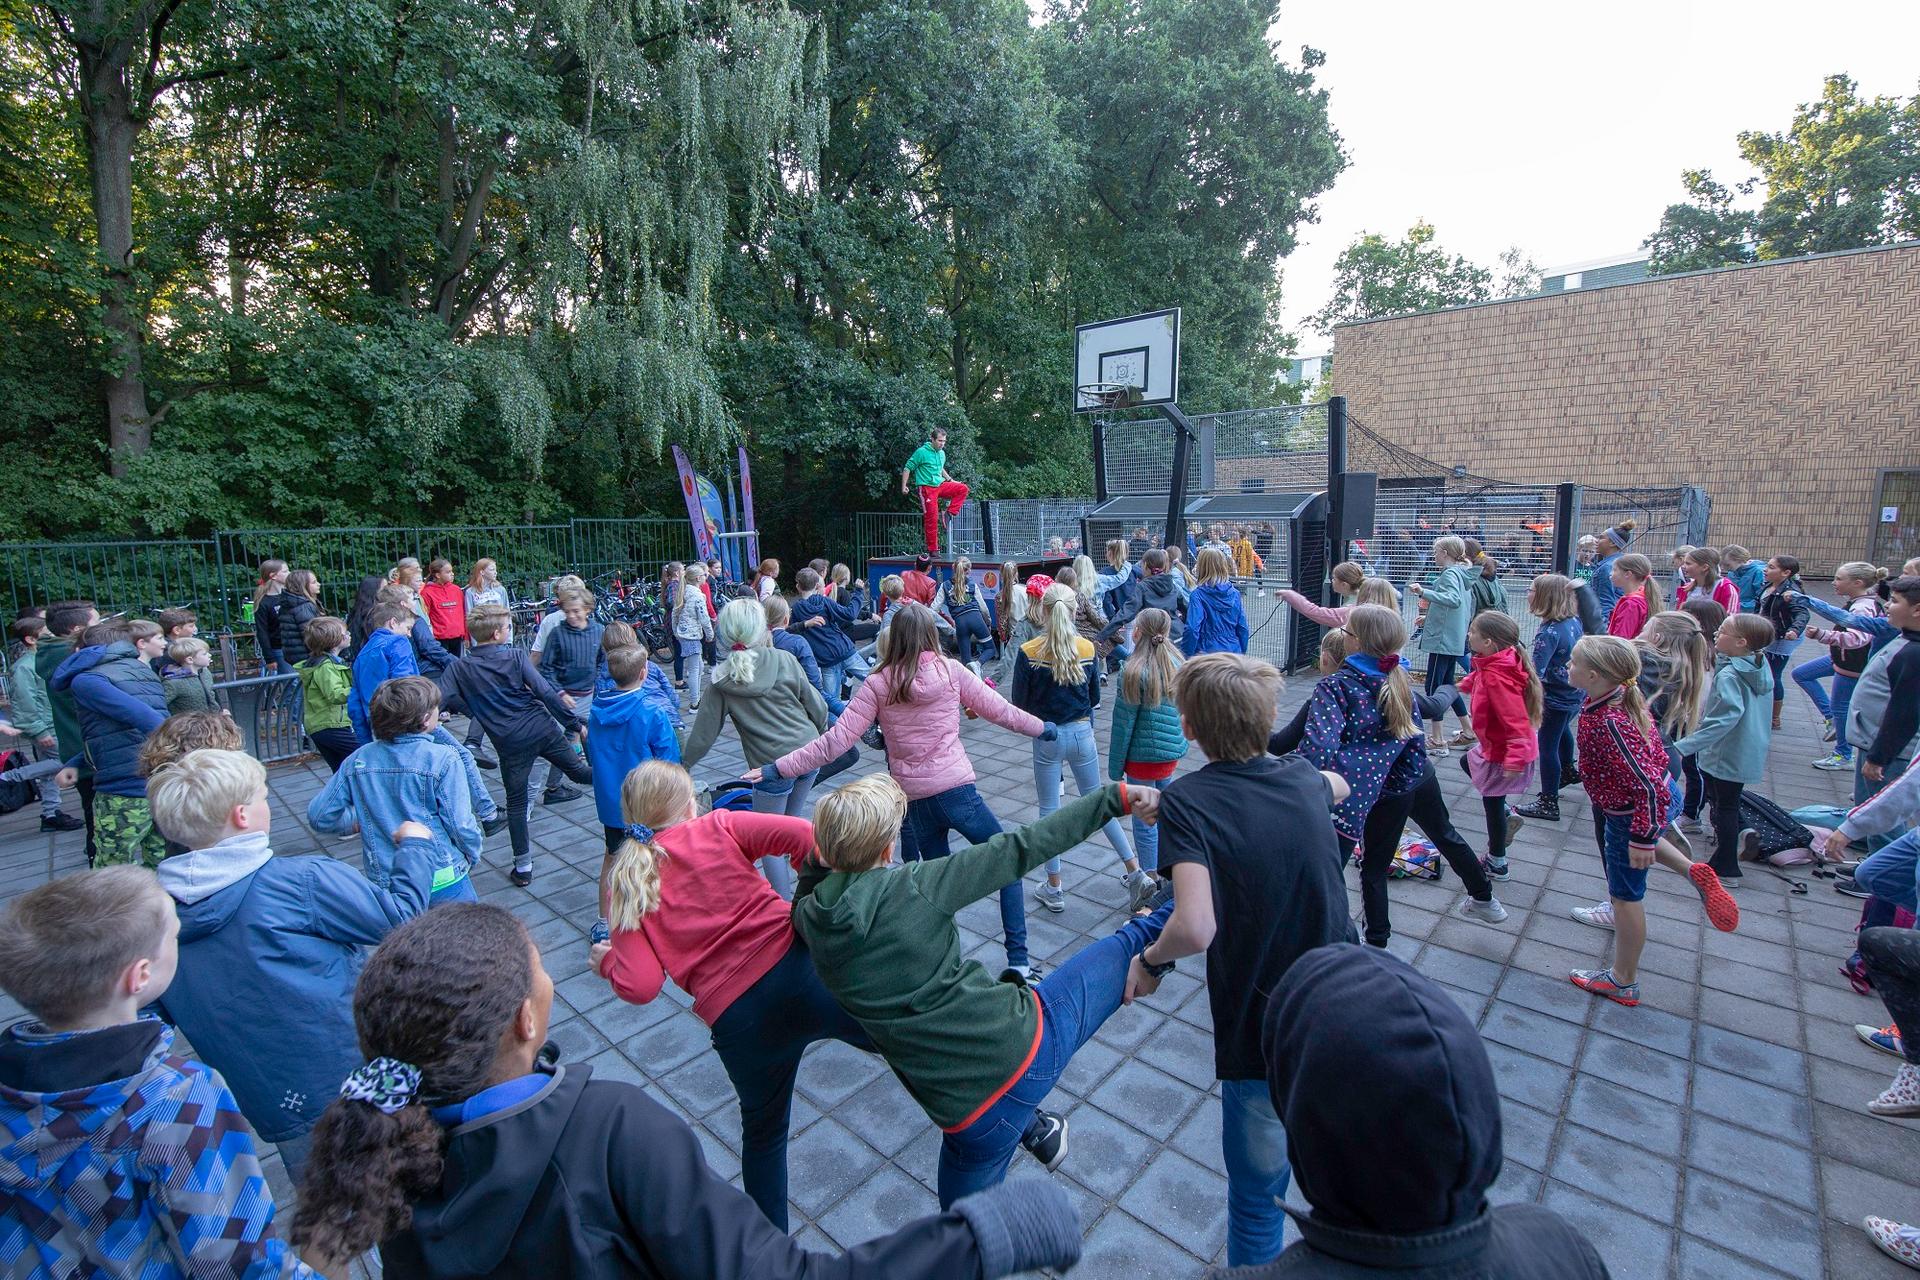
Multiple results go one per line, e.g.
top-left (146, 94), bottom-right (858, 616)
top-left (79, 36), bottom-right (149, 473)
top-left (227, 237), bottom-right (250, 385)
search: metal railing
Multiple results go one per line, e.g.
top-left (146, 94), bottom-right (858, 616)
top-left (214, 673), bottom-right (308, 764)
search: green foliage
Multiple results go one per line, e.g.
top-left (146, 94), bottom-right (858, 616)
top-left (2, 0), bottom-right (1344, 549)
top-left (1647, 75), bottom-right (1920, 275)
top-left (1309, 220), bottom-right (1502, 333)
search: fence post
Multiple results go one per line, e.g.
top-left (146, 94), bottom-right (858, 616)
top-left (981, 502), bottom-right (997, 557)
top-left (1553, 484), bottom-right (1580, 576)
top-left (211, 530), bottom-right (230, 631)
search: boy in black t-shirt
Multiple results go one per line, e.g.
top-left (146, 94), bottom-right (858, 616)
top-left (1125, 652), bottom-right (1354, 1271)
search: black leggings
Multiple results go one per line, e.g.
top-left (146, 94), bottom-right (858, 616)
top-left (1354, 770), bottom-right (1494, 946)
top-left (1681, 753), bottom-right (1703, 820)
top-left (1424, 653), bottom-right (1468, 718)
top-left (1703, 771), bottom-right (1744, 876)
top-left (1861, 927), bottom-right (1920, 1066)
top-left (951, 611), bottom-right (991, 666)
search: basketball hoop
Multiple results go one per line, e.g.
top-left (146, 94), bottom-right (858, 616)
top-left (1076, 381), bottom-right (1144, 412)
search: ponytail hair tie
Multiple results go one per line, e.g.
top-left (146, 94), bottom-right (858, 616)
top-left (730, 642), bottom-right (747, 651)
top-left (339, 1057), bottom-right (422, 1114)
top-left (1380, 653), bottom-right (1402, 671)
top-left (1148, 634), bottom-right (1164, 646)
top-left (626, 822), bottom-right (655, 843)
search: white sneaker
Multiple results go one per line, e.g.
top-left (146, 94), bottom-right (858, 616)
top-left (1571, 902), bottom-right (1616, 930)
top-left (1460, 896), bottom-right (1509, 924)
top-left (1123, 868), bottom-right (1157, 914)
top-left (1811, 753), bottom-right (1852, 771)
top-left (1870, 1063), bottom-right (1920, 1117)
top-left (1035, 882), bottom-right (1067, 914)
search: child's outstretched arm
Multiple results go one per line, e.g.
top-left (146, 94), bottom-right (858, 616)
top-left (956, 661), bottom-right (1045, 738)
top-left (762, 678), bottom-right (878, 781)
top-left (914, 784), bottom-right (1147, 915)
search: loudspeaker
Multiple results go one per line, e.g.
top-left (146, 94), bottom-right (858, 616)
top-left (1332, 471), bottom-right (1377, 550)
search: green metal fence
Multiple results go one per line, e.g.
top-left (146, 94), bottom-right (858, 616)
top-left (0, 519), bottom-right (697, 631)
top-left (821, 512), bottom-right (932, 568)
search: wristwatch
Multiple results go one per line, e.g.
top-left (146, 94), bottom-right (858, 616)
top-left (1139, 953), bottom-right (1177, 980)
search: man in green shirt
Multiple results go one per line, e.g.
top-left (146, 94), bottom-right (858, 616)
top-left (900, 428), bottom-right (968, 554)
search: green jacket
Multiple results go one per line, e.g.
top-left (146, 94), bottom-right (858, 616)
top-left (6, 649), bottom-right (52, 737)
top-left (1108, 691), bottom-right (1187, 780)
top-left (161, 666), bottom-right (220, 714)
top-left (34, 637), bottom-right (85, 775)
top-left (298, 655), bottom-right (353, 734)
top-left (1416, 562), bottom-right (1477, 656)
top-left (682, 647), bottom-right (828, 771)
top-left (793, 784), bottom-right (1128, 1129)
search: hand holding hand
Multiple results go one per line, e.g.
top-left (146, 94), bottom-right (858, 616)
top-left (1126, 784), bottom-right (1161, 825)
top-left (1122, 955), bottom-right (1162, 1005)
top-left (1039, 721), bottom-right (1058, 742)
top-left (742, 767), bottom-right (764, 783)
top-left (393, 820), bottom-right (434, 843)
top-left (1784, 630), bottom-right (1798, 641)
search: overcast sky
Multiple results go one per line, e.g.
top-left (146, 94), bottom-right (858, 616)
top-left (1266, 0), bottom-right (1920, 344)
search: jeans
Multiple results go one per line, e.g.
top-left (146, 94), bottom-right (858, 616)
top-left (1592, 808), bottom-right (1649, 901)
top-left (1125, 769), bottom-right (1160, 871)
top-left (936, 899), bottom-right (1171, 1206)
top-left (1034, 719), bottom-right (1133, 877)
top-left (1537, 705), bottom-right (1577, 800)
top-left (530, 692), bottom-right (591, 797)
top-left (2, 747), bottom-right (66, 819)
top-left (1424, 653), bottom-right (1468, 718)
top-left (1860, 926), bottom-right (1920, 1067)
top-left (710, 941), bottom-right (875, 1229)
top-left (501, 728), bottom-right (593, 871)
top-left (1221, 1077), bottom-right (1292, 1267)
top-left (1765, 651), bottom-right (1790, 705)
top-left (1856, 832), bottom-right (1920, 912)
top-left (900, 784), bottom-right (1029, 969)
top-left (1702, 771), bottom-right (1744, 877)
top-left (430, 874), bottom-right (479, 905)
top-left (818, 651), bottom-right (869, 705)
top-left (952, 611), bottom-right (991, 667)
top-left (751, 771), bottom-right (818, 899)
top-left (1793, 655), bottom-right (1834, 720)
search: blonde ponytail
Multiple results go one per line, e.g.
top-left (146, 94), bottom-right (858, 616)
top-left (1573, 635), bottom-right (1653, 739)
top-left (716, 597), bottom-right (767, 685)
top-left (605, 762), bottom-right (696, 932)
top-left (1039, 585), bottom-right (1086, 685)
top-left (1121, 608), bottom-right (1180, 705)
top-left (1347, 603), bottom-right (1415, 740)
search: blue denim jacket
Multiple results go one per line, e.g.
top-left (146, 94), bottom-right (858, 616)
top-left (308, 732), bottom-right (482, 890)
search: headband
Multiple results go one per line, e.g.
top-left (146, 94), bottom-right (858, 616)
top-left (339, 1057), bottom-right (422, 1114)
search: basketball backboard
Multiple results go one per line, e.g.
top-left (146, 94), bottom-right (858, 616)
top-left (1074, 308), bottom-right (1180, 414)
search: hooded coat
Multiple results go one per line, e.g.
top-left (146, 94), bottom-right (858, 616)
top-left (348, 626), bottom-right (418, 744)
top-left (1204, 944), bottom-right (1608, 1279)
top-left (586, 685), bottom-right (682, 830)
top-left (1673, 652), bottom-right (1773, 784)
top-left (48, 641), bottom-right (168, 795)
top-left (0, 1017), bottom-right (315, 1278)
top-left (681, 646), bottom-right (829, 772)
top-left (153, 831), bottom-right (435, 1141)
top-left (1099, 571), bottom-right (1186, 644)
top-left (1182, 581), bottom-right (1250, 657)
top-left (1456, 647), bottom-right (1539, 772)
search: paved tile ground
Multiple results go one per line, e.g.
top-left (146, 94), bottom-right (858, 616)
top-left (2, 634), bottom-right (1914, 1279)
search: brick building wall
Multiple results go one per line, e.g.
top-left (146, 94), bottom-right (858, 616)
top-left (1331, 242), bottom-right (1920, 573)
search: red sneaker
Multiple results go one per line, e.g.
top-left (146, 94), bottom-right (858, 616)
top-left (1688, 862), bottom-right (1740, 933)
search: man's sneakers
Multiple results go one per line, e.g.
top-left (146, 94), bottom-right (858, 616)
top-left (1569, 967), bottom-right (1640, 1006)
top-left (1688, 862), bottom-right (1741, 932)
top-left (1123, 868), bottom-right (1158, 915)
top-left (543, 784), bottom-right (584, 806)
top-left (509, 867), bottom-right (534, 888)
top-left (1512, 795), bottom-right (1560, 822)
top-left (1479, 855), bottom-right (1510, 883)
top-left (1021, 1110), bottom-right (1069, 1171)
top-left (1459, 896), bottom-right (1509, 925)
top-left (1035, 882), bottom-right (1067, 914)
top-left (1571, 901), bottom-right (1615, 931)
top-left (1870, 1063), bottom-right (1920, 1118)
top-left (38, 812), bottom-right (84, 833)
top-left (999, 962), bottom-right (1045, 987)
top-left (1860, 1022), bottom-right (1907, 1059)
top-left (482, 814), bottom-right (509, 838)
top-left (1811, 752), bottom-right (1852, 771)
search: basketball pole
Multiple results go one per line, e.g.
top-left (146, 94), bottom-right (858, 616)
top-left (1163, 402), bottom-right (1198, 553)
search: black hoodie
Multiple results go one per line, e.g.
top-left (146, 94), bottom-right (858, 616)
top-left (384, 1062), bottom-right (1017, 1280)
top-left (1205, 945), bottom-right (1610, 1279)
top-left (441, 642), bottom-right (582, 747)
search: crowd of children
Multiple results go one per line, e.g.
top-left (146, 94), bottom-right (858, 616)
top-left (5, 528), bottom-right (1920, 1278)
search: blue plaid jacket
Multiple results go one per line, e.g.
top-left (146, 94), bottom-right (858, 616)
top-left (0, 1019), bottom-right (314, 1278)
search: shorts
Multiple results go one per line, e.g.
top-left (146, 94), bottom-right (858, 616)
top-left (1593, 809), bottom-right (1648, 903)
top-left (93, 794), bottom-right (168, 869)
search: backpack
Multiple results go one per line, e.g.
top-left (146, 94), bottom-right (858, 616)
top-left (1738, 790), bottom-right (1815, 860)
top-left (0, 749), bottom-right (32, 816)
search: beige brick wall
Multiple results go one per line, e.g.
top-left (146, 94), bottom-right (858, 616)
top-left (1331, 243), bottom-right (1920, 574)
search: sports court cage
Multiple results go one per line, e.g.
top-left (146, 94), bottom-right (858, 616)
top-left (979, 499), bottom-right (1100, 559)
top-left (1098, 402), bottom-right (1331, 497)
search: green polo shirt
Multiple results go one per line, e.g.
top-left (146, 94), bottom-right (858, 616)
top-left (904, 443), bottom-right (947, 488)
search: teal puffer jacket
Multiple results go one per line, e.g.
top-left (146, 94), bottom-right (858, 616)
top-left (1108, 692), bottom-right (1188, 780)
top-left (1416, 562), bottom-right (1478, 656)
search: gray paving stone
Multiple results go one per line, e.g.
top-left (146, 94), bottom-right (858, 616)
top-left (1542, 1181), bottom-right (1675, 1277)
top-left (1498, 1099), bottom-right (1557, 1172)
top-left (1674, 1233), bottom-right (1801, 1280)
top-left (1579, 1031), bottom-right (1689, 1095)
top-left (1124, 1148), bottom-right (1229, 1259)
top-left (1058, 1105), bottom-right (1158, 1200)
top-left (1072, 1207), bottom-right (1206, 1280)
top-left (1480, 1000), bottom-right (1586, 1067)
top-left (784, 1117), bottom-right (883, 1218)
top-left (1090, 1058), bottom-right (1204, 1143)
top-left (1681, 1170), bottom-right (1824, 1277)
top-left (815, 1164), bottom-right (932, 1249)
top-left (1691, 1066), bottom-right (1814, 1146)
top-left (1549, 1124), bottom-right (1682, 1224)
top-left (1565, 1075), bottom-right (1685, 1159)
top-left (1686, 1114), bottom-right (1817, 1199)
top-left (1481, 1041), bottom-right (1573, 1113)
top-left (1696, 1024), bottom-right (1808, 1093)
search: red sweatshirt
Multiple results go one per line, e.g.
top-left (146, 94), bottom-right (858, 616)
top-left (600, 811), bottom-right (817, 1025)
top-left (1458, 647), bottom-right (1539, 771)
top-left (1607, 591), bottom-right (1652, 640)
top-left (420, 581), bottom-right (469, 641)
top-left (1576, 688), bottom-right (1671, 849)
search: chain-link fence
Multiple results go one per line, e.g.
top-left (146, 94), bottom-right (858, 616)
top-left (982, 499), bottom-right (1099, 558)
top-left (1577, 486), bottom-right (1711, 561)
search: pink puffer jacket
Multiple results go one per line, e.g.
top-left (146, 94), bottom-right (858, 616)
top-left (772, 652), bottom-right (1043, 799)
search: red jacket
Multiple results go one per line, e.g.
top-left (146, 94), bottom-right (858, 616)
top-left (902, 570), bottom-right (939, 607)
top-left (599, 811), bottom-right (817, 1025)
top-left (1678, 578), bottom-right (1739, 614)
top-left (1607, 591), bottom-right (1652, 640)
top-left (1576, 689), bottom-right (1670, 848)
top-left (419, 582), bottom-right (469, 641)
top-left (1458, 647), bottom-right (1540, 771)
top-left (699, 579), bottom-right (717, 618)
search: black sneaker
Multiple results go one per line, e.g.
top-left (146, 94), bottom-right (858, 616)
top-left (39, 812), bottom-right (84, 833)
top-left (470, 749), bottom-right (499, 771)
top-left (1020, 1110), bottom-right (1069, 1171)
top-left (1560, 766), bottom-right (1581, 787)
top-left (482, 815), bottom-right (509, 838)
top-left (1512, 796), bottom-right (1560, 822)
top-left (861, 725), bottom-right (885, 751)
top-left (543, 785), bottom-right (583, 805)
top-left (1835, 874), bottom-right (1870, 899)
top-left (510, 867), bottom-right (534, 887)
top-left (1479, 856), bottom-right (1511, 883)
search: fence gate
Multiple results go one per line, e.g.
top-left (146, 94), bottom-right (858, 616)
top-left (1873, 470), bottom-right (1920, 568)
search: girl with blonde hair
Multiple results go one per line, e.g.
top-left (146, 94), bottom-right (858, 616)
top-left (937, 556), bottom-right (993, 670)
top-left (1011, 585), bottom-right (1150, 912)
top-left (682, 598), bottom-right (830, 896)
top-left (1303, 603), bottom-right (1429, 946)
top-left (1107, 607), bottom-right (1187, 879)
top-left (593, 760), bottom-right (869, 1230)
top-left (1407, 535), bottom-right (1476, 752)
top-left (1795, 560), bottom-right (1891, 770)
top-left (1182, 546), bottom-right (1250, 656)
top-left (1514, 574), bottom-right (1586, 823)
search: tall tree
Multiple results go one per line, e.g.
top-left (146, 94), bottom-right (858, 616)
top-left (1643, 169), bottom-right (1757, 275)
top-left (1308, 220), bottom-right (1495, 333)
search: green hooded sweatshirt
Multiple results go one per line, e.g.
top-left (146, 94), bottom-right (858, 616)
top-left (34, 636), bottom-right (87, 776)
top-left (793, 783), bottom-right (1129, 1129)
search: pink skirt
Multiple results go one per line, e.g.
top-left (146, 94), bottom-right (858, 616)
top-left (1465, 745), bottom-right (1536, 796)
